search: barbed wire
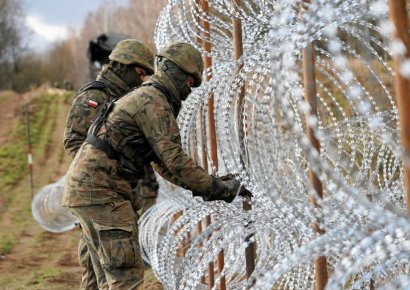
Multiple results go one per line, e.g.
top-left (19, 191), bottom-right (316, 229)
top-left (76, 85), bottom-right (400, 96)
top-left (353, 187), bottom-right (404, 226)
top-left (139, 0), bottom-right (410, 289)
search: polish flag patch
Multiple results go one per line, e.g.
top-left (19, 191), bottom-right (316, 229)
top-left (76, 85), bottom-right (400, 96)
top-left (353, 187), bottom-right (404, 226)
top-left (87, 99), bottom-right (98, 108)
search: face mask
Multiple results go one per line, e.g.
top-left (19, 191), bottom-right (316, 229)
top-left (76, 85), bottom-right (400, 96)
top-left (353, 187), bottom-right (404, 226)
top-left (180, 84), bottom-right (192, 101)
top-left (123, 66), bottom-right (143, 89)
top-left (161, 59), bottom-right (192, 99)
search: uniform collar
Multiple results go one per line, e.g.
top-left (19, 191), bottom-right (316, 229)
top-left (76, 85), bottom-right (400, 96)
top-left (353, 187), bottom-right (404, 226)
top-left (144, 73), bottom-right (182, 113)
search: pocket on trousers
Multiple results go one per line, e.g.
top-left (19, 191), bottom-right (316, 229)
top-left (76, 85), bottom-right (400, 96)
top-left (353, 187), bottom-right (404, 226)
top-left (93, 221), bottom-right (139, 269)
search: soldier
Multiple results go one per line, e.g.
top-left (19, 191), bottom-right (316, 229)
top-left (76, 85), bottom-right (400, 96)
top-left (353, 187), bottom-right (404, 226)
top-left (87, 33), bottom-right (130, 80)
top-left (63, 39), bottom-right (157, 290)
top-left (63, 42), bottom-right (247, 289)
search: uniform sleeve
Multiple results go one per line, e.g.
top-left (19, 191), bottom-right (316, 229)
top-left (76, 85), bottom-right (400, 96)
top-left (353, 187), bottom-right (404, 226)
top-left (150, 160), bottom-right (189, 189)
top-left (63, 90), bottom-right (108, 158)
top-left (135, 93), bottom-right (212, 194)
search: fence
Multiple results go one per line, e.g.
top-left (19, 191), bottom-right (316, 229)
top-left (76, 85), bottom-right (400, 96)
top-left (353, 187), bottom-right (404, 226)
top-left (139, 0), bottom-right (410, 289)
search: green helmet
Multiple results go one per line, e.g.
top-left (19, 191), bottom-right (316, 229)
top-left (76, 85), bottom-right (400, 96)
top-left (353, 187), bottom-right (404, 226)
top-left (157, 42), bottom-right (204, 87)
top-left (109, 39), bottom-right (155, 74)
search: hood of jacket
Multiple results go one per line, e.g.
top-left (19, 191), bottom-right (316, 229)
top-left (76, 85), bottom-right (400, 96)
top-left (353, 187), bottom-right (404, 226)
top-left (142, 70), bottom-right (182, 115)
top-left (96, 64), bottom-right (131, 98)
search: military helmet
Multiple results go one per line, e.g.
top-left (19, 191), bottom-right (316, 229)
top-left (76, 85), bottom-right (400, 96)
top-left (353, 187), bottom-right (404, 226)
top-left (109, 39), bottom-right (155, 74)
top-left (157, 42), bottom-right (204, 87)
top-left (88, 33), bottom-right (130, 63)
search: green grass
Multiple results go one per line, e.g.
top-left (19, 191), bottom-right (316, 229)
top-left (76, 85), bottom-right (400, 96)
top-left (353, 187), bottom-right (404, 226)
top-left (0, 239), bottom-right (14, 255)
top-left (0, 205), bottom-right (32, 255)
top-left (0, 141), bottom-right (26, 190)
top-left (0, 91), bottom-right (72, 256)
top-left (31, 94), bottom-right (57, 154)
top-left (31, 267), bottom-right (62, 285)
top-left (0, 106), bottom-right (31, 191)
top-left (0, 90), bottom-right (18, 105)
top-left (0, 92), bottom-right (71, 191)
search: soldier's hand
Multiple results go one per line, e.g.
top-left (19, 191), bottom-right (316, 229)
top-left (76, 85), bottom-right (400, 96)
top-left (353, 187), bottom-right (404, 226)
top-left (238, 187), bottom-right (253, 199)
top-left (201, 176), bottom-right (241, 203)
top-left (219, 174), bottom-right (253, 200)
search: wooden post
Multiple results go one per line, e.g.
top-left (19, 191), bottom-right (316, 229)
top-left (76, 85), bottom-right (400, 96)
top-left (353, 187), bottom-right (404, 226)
top-left (24, 103), bottom-right (34, 199)
top-left (199, 0), bottom-right (218, 169)
top-left (198, 108), bottom-right (215, 287)
top-left (302, 42), bottom-right (328, 290)
top-left (199, 0), bottom-right (226, 286)
top-left (388, 0), bottom-right (410, 214)
top-left (243, 200), bottom-right (256, 283)
top-left (233, 0), bottom-right (256, 286)
top-left (198, 0), bottom-right (220, 288)
top-left (172, 210), bottom-right (185, 257)
top-left (195, 220), bottom-right (206, 284)
top-left (301, 0), bottom-right (328, 287)
top-left (190, 125), bottom-right (208, 284)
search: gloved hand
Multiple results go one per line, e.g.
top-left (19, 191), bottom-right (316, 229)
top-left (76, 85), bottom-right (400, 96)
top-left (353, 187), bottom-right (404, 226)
top-left (202, 176), bottom-right (241, 203)
top-left (220, 174), bottom-right (253, 199)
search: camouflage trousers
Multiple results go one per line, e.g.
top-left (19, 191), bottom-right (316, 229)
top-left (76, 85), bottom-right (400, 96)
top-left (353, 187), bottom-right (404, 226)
top-left (138, 180), bottom-right (158, 217)
top-left (78, 233), bottom-right (105, 290)
top-left (71, 200), bottom-right (144, 290)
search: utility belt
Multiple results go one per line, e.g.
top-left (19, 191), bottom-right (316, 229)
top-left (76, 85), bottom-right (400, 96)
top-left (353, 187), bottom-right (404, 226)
top-left (85, 134), bottom-right (144, 180)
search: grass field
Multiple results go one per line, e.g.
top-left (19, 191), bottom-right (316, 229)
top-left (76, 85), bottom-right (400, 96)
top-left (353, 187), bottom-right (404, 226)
top-left (0, 88), bottom-right (163, 289)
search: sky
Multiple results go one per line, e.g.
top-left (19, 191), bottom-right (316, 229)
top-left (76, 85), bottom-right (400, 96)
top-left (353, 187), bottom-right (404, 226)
top-left (23, 0), bottom-right (128, 50)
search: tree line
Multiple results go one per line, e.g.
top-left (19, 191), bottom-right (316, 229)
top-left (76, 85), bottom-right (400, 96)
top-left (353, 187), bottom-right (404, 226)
top-left (0, 0), bottom-right (167, 93)
top-left (3, 0), bottom-right (405, 93)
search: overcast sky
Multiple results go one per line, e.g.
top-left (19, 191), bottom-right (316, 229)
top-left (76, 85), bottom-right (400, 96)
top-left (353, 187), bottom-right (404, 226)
top-left (23, 0), bottom-right (128, 49)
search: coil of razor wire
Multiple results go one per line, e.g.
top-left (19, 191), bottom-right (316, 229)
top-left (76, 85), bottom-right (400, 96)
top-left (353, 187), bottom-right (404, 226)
top-left (139, 0), bottom-right (410, 289)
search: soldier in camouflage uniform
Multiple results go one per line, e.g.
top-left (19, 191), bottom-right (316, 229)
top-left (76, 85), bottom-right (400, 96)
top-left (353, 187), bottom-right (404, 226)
top-left (63, 42), bottom-right (246, 289)
top-left (63, 39), bottom-right (157, 290)
top-left (137, 164), bottom-right (159, 217)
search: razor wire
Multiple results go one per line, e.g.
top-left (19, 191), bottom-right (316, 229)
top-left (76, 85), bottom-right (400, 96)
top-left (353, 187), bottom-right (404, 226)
top-left (31, 176), bottom-right (77, 233)
top-left (139, 0), bottom-right (410, 289)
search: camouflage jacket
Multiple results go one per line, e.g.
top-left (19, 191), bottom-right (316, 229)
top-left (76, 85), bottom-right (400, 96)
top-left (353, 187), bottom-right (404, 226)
top-left (63, 65), bottom-right (131, 158)
top-left (63, 73), bottom-right (212, 206)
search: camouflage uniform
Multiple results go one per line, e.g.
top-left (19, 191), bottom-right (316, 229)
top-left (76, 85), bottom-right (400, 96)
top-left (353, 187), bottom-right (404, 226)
top-left (64, 65), bottom-right (130, 158)
top-left (70, 201), bottom-right (144, 290)
top-left (138, 164), bottom-right (159, 216)
top-left (63, 42), bottom-right (243, 290)
top-left (63, 73), bottom-right (213, 205)
top-left (63, 39), bottom-right (155, 290)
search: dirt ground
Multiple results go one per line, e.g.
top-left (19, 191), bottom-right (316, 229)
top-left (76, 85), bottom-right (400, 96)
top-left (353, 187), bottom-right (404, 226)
top-left (0, 88), bottom-right (163, 290)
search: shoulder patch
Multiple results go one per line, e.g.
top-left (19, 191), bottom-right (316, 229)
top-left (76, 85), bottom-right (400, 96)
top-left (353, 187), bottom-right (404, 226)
top-left (86, 99), bottom-right (98, 108)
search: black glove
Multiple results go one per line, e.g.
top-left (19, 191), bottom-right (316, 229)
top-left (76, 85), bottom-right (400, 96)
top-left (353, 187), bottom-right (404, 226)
top-left (219, 174), bottom-right (253, 199)
top-left (201, 176), bottom-right (241, 203)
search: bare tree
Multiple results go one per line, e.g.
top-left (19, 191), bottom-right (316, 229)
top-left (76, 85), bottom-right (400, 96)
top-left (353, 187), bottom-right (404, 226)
top-left (67, 0), bottom-right (168, 87)
top-left (114, 0), bottom-right (168, 47)
top-left (0, 0), bottom-right (169, 91)
top-left (0, 0), bottom-right (28, 90)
